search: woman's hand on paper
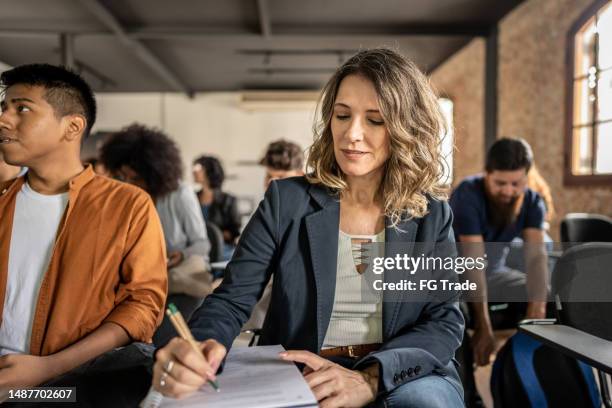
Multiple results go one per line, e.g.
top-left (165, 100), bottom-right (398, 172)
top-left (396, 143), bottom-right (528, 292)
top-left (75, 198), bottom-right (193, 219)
top-left (0, 354), bottom-right (56, 388)
top-left (280, 350), bottom-right (376, 408)
top-left (153, 338), bottom-right (226, 399)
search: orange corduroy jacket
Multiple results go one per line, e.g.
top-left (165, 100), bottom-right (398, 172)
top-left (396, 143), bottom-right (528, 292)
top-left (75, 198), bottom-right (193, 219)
top-left (0, 166), bottom-right (168, 356)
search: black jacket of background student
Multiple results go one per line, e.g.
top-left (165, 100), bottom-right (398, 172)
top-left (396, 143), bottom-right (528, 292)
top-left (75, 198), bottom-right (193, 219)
top-left (202, 189), bottom-right (241, 243)
top-left (190, 176), bottom-right (464, 396)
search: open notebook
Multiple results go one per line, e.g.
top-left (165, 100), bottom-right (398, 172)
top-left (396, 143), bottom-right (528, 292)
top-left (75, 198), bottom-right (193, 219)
top-left (160, 345), bottom-right (317, 408)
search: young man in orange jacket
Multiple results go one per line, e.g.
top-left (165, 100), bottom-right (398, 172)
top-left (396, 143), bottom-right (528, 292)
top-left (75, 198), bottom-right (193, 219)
top-left (0, 64), bottom-right (168, 389)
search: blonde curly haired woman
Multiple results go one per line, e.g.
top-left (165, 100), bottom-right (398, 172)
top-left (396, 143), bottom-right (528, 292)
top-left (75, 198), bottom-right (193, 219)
top-left (154, 48), bottom-right (464, 408)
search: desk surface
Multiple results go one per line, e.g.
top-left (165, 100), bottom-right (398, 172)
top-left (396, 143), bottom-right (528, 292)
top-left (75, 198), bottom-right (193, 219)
top-left (519, 324), bottom-right (612, 374)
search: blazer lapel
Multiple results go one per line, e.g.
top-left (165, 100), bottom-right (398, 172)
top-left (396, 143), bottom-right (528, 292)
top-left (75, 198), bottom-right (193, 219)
top-left (305, 185), bottom-right (340, 350)
top-left (382, 217), bottom-right (418, 339)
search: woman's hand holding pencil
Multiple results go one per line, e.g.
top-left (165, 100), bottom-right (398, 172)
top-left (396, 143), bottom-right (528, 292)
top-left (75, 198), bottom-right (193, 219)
top-left (152, 304), bottom-right (226, 400)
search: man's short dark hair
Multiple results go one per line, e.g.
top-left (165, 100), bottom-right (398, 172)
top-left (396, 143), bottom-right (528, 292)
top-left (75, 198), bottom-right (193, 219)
top-left (485, 137), bottom-right (533, 173)
top-left (259, 139), bottom-right (304, 171)
top-left (193, 155), bottom-right (225, 189)
top-left (0, 64), bottom-right (97, 137)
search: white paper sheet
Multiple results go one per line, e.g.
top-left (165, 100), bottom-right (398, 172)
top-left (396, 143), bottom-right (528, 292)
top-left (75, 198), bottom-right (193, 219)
top-left (161, 345), bottom-right (318, 408)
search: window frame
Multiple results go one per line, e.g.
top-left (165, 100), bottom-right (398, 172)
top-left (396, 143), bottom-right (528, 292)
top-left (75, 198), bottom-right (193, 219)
top-left (565, 0), bottom-right (612, 186)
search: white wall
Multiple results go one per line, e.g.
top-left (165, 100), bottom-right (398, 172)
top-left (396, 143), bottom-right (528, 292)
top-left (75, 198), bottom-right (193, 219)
top-left (93, 92), bottom-right (317, 208)
top-left (92, 92), bottom-right (453, 215)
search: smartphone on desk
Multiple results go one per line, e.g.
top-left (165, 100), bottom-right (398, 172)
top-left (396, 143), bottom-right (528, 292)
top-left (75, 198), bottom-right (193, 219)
top-left (519, 318), bottom-right (557, 325)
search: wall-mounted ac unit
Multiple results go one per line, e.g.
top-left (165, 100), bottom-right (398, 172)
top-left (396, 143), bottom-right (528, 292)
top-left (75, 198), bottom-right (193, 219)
top-left (239, 91), bottom-right (319, 111)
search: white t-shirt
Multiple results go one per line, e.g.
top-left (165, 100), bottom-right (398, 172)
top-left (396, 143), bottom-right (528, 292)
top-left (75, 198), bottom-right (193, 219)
top-left (0, 181), bottom-right (68, 355)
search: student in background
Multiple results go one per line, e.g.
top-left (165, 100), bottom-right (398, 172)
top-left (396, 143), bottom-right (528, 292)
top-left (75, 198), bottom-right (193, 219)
top-left (0, 151), bottom-right (21, 182)
top-left (450, 138), bottom-right (549, 407)
top-left (505, 163), bottom-right (556, 273)
top-left (243, 139), bottom-right (305, 330)
top-left (153, 49), bottom-right (464, 407)
top-left (260, 139), bottom-right (304, 188)
top-left (192, 155), bottom-right (241, 260)
top-left (0, 64), bottom-right (167, 388)
top-left (527, 164), bottom-right (555, 225)
top-left (100, 124), bottom-right (211, 346)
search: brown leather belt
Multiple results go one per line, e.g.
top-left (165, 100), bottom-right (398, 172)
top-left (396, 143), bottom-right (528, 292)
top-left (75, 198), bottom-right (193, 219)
top-left (319, 343), bottom-right (381, 359)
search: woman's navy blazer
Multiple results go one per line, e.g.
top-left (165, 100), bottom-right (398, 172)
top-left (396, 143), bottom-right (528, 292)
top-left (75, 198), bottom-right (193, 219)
top-left (190, 176), bottom-right (465, 394)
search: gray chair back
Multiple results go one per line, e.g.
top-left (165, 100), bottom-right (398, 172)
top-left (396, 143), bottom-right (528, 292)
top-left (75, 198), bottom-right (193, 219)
top-left (552, 243), bottom-right (612, 341)
top-left (560, 213), bottom-right (612, 243)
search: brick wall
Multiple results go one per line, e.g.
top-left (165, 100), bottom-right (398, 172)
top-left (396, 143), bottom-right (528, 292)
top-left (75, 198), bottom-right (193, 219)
top-left (431, 0), bottom-right (612, 239)
top-left (431, 39), bottom-right (486, 185)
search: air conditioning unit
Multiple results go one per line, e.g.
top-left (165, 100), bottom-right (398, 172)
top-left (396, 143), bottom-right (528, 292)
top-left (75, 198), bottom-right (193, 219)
top-left (239, 91), bottom-right (319, 111)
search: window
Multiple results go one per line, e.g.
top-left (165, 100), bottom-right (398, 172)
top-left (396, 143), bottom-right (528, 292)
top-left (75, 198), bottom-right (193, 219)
top-left (566, 0), bottom-right (612, 184)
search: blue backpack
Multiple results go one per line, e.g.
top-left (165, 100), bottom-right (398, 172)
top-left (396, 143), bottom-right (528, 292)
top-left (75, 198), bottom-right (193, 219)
top-left (491, 332), bottom-right (601, 408)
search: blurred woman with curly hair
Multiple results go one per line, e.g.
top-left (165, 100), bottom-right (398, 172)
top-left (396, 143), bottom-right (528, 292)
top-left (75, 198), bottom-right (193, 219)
top-left (100, 124), bottom-right (211, 346)
top-left (154, 49), bottom-right (464, 407)
top-left (192, 155), bottom-right (241, 259)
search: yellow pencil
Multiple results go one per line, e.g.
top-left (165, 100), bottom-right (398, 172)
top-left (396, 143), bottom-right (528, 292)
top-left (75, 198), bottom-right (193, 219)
top-left (166, 303), bottom-right (220, 392)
